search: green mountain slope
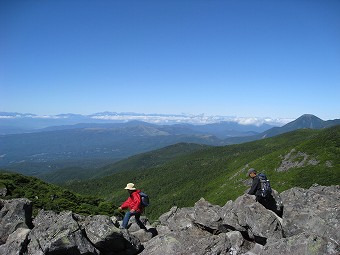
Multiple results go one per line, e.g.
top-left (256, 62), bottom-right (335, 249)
top-left (63, 126), bottom-right (340, 221)
top-left (0, 172), bottom-right (118, 216)
top-left (41, 143), bottom-right (210, 183)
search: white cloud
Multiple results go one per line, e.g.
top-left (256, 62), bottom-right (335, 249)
top-left (90, 113), bottom-right (290, 126)
top-left (0, 111), bottom-right (293, 126)
top-left (32, 115), bottom-right (62, 119)
top-left (234, 117), bottom-right (293, 126)
top-left (0, 115), bottom-right (16, 119)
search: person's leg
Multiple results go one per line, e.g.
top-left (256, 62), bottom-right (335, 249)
top-left (122, 211), bottom-right (132, 229)
top-left (256, 196), bottom-right (267, 208)
top-left (134, 213), bottom-right (147, 230)
top-left (266, 194), bottom-right (282, 216)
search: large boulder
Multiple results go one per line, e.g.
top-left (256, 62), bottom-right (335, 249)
top-left (144, 198), bottom-right (255, 255)
top-left (0, 198), bottom-right (32, 244)
top-left (0, 198), bottom-right (147, 255)
top-left (259, 232), bottom-right (338, 255)
top-left (80, 214), bottom-right (142, 254)
top-left (27, 210), bottom-right (98, 255)
top-left (0, 228), bottom-right (30, 255)
top-left (130, 229), bottom-right (153, 244)
top-left (141, 225), bottom-right (254, 255)
top-left (223, 194), bottom-right (283, 243)
top-left (158, 206), bottom-right (195, 231)
top-left (281, 184), bottom-right (339, 249)
top-left (192, 198), bottom-right (224, 233)
top-left (139, 234), bottom-right (184, 255)
top-left (140, 224), bottom-right (210, 255)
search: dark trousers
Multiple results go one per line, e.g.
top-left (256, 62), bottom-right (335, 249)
top-left (256, 195), bottom-right (282, 217)
top-left (122, 211), bottom-right (146, 229)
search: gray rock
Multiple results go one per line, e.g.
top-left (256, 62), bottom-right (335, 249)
top-left (1, 184), bottom-right (338, 255)
top-left (243, 243), bottom-right (265, 255)
top-left (221, 199), bottom-right (234, 218)
top-left (144, 204), bottom-right (249, 255)
top-left (226, 231), bottom-right (254, 255)
top-left (192, 198), bottom-right (224, 234)
top-left (120, 229), bottom-right (144, 255)
top-left (151, 194), bottom-right (283, 253)
top-left (126, 216), bottom-right (149, 232)
top-left (81, 215), bottom-right (121, 249)
top-left (223, 194), bottom-right (284, 242)
top-left (188, 232), bottom-right (231, 255)
top-left (130, 229), bottom-right (153, 243)
top-left (141, 224), bottom-right (212, 255)
top-left (0, 198), bottom-right (32, 244)
top-left (0, 199), bottom-right (145, 255)
top-left (140, 235), bottom-right (184, 255)
top-left (81, 214), bottom-right (142, 253)
top-left (281, 184), bottom-right (340, 249)
top-left (0, 228), bottom-right (30, 255)
top-left (158, 206), bottom-right (195, 231)
top-left (142, 225), bottom-right (248, 255)
top-left (260, 232), bottom-right (337, 255)
top-left (269, 189), bottom-right (284, 217)
top-left (27, 210), bottom-right (98, 255)
top-left (154, 224), bottom-right (171, 236)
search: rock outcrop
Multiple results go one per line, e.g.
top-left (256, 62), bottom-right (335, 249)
top-left (141, 185), bottom-right (339, 255)
top-left (0, 184), bottom-right (339, 254)
top-left (0, 198), bottom-right (32, 245)
top-left (0, 200), bottom-right (147, 255)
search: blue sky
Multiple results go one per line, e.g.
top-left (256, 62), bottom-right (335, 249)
top-left (1, 0), bottom-right (339, 120)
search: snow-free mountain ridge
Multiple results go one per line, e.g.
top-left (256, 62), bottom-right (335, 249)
top-left (0, 111), bottom-right (292, 134)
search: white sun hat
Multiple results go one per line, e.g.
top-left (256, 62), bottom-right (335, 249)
top-left (124, 183), bottom-right (137, 190)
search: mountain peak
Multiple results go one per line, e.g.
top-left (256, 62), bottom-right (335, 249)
top-left (256, 114), bottom-right (335, 140)
top-left (297, 114), bottom-right (323, 121)
top-left (290, 114), bottom-right (324, 129)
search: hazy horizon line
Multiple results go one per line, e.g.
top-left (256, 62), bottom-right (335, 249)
top-left (0, 111), bottom-right (307, 126)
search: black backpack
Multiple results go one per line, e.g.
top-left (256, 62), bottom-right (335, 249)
top-left (257, 173), bottom-right (272, 197)
top-left (139, 191), bottom-right (150, 207)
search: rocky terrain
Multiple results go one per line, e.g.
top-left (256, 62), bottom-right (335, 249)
top-left (0, 184), bottom-right (339, 255)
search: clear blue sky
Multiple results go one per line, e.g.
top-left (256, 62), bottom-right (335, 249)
top-left (1, 0), bottom-right (339, 120)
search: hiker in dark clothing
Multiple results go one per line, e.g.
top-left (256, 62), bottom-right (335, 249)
top-left (247, 168), bottom-right (266, 205)
top-left (247, 168), bottom-right (281, 216)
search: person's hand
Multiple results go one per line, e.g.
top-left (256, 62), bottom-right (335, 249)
top-left (130, 209), bottom-right (135, 213)
top-left (118, 207), bottom-right (123, 211)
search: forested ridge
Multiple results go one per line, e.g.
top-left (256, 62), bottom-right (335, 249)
top-left (0, 172), bottom-right (117, 216)
top-left (1, 126), bottom-right (339, 221)
top-left (62, 126), bottom-right (340, 220)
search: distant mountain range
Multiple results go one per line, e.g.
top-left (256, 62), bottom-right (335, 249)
top-left (224, 114), bottom-right (340, 144)
top-left (0, 111), bottom-right (291, 135)
top-left (0, 114), bottom-right (338, 177)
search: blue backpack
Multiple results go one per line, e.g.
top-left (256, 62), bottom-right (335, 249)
top-left (257, 173), bottom-right (272, 197)
top-left (139, 191), bottom-right (150, 207)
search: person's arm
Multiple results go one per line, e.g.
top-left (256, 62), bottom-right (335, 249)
top-left (120, 197), bottom-right (132, 210)
top-left (248, 177), bottom-right (259, 195)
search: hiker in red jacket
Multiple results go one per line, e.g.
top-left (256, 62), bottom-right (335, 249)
top-left (118, 183), bottom-right (146, 230)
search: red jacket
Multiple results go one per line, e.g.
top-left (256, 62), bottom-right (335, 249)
top-left (120, 190), bottom-right (144, 213)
